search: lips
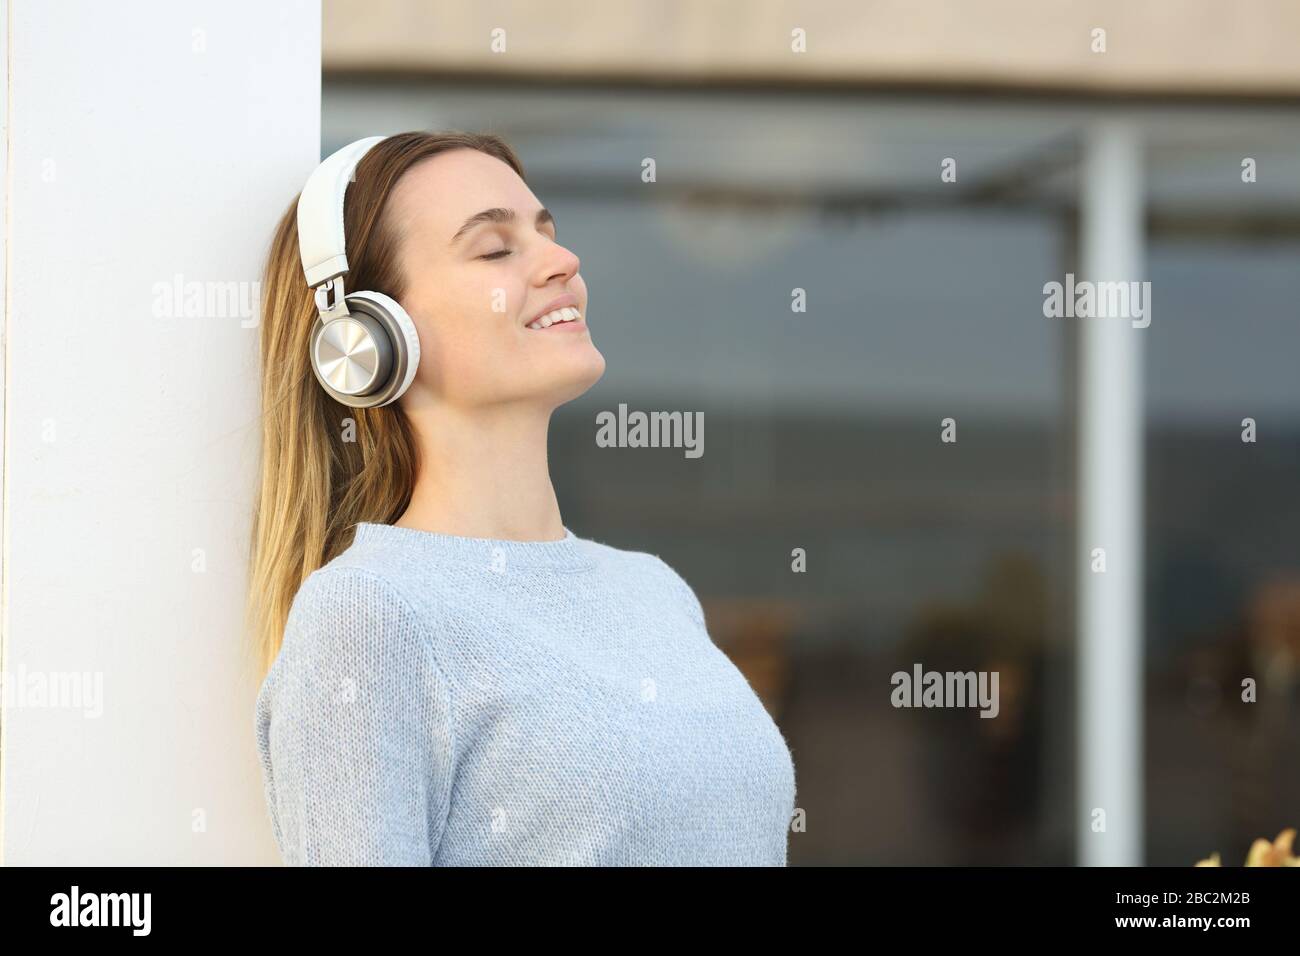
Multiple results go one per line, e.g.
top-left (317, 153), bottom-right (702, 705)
top-left (526, 306), bottom-right (583, 330)
top-left (527, 292), bottom-right (580, 327)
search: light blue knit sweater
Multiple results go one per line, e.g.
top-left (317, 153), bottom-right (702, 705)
top-left (254, 521), bottom-right (797, 866)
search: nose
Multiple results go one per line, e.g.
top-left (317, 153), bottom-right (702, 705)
top-left (538, 238), bottom-right (580, 286)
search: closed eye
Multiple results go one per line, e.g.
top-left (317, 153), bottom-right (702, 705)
top-left (477, 224), bottom-right (557, 261)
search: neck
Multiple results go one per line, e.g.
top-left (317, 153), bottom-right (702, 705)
top-left (395, 400), bottom-right (566, 542)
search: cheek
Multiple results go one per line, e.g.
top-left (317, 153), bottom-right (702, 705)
top-left (415, 273), bottom-right (512, 344)
top-left (413, 279), bottom-right (527, 386)
top-left (461, 272), bottom-right (529, 332)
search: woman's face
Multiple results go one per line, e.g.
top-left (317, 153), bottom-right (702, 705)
top-left (387, 148), bottom-right (605, 410)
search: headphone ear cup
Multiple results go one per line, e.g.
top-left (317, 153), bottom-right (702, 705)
top-left (346, 291), bottom-right (421, 407)
top-left (308, 290), bottom-right (421, 409)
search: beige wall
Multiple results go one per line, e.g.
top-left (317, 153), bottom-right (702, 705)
top-left (324, 0), bottom-right (1300, 96)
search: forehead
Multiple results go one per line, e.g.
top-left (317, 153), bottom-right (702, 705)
top-left (389, 148), bottom-right (537, 238)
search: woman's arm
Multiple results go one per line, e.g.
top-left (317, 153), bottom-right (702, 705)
top-left (262, 567), bottom-right (455, 866)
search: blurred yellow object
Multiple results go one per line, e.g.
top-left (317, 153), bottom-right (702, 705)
top-left (1196, 829), bottom-right (1298, 866)
top-left (1245, 829), bottom-right (1298, 867)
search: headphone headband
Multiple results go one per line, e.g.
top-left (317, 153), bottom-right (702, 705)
top-left (296, 135), bottom-right (387, 289)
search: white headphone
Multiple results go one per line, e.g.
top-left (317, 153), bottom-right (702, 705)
top-left (297, 136), bottom-right (421, 408)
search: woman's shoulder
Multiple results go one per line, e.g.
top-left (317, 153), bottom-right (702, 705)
top-left (296, 525), bottom-right (457, 618)
top-left (290, 561), bottom-right (419, 618)
top-left (255, 562), bottom-right (443, 733)
top-left (277, 560), bottom-right (439, 674)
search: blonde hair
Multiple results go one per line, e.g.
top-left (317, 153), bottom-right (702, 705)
top-left (246, 130), bottom-right (527, 678)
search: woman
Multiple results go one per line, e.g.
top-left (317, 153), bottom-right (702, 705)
top-left (249, 130), bottom-right (797, 866)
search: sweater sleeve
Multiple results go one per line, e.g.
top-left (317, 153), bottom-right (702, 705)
top-left (262, 567), bottom-right (455, 866)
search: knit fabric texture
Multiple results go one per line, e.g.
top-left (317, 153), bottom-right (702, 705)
top-left (253, 521), bottom-right (797, 866)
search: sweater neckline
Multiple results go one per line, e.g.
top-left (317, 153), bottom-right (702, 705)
top-left (352, 521), bottom-right (594, 571)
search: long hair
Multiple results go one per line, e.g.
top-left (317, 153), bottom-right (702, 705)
top-left (246, 130), bottom-right (527, 678)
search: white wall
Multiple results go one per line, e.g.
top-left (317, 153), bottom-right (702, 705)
top-left (0, 0), bottom-right (319, 864)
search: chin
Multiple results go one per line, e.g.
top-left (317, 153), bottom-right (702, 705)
top-left (544, 345), bottom-right (607, 405)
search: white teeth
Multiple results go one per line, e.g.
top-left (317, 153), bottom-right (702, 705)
top-left (527, 306), bottom-right (581, 330)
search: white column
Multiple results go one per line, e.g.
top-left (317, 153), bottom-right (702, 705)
top-left (1076, 119), bottom-right (1146, 866)
top-left (0, 0), bottom-right (319, 863)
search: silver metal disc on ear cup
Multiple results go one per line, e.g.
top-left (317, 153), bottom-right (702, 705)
top-left (312, 313), bottom-right (392, 397)
top-left (309, 291), bottom-right (420, 408)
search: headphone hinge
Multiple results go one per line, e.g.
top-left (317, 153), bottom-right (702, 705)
top-left (313, 277), bottom-right (349, 321)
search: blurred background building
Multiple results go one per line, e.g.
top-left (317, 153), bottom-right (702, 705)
top-left (320, 0), bottom-right (1300, 865)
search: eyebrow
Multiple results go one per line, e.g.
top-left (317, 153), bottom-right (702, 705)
top-left (450, 207), bottom-right (555, 245)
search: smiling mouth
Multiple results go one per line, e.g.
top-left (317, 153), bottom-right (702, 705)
top-left (525, 306), bottom-right (584, 331)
